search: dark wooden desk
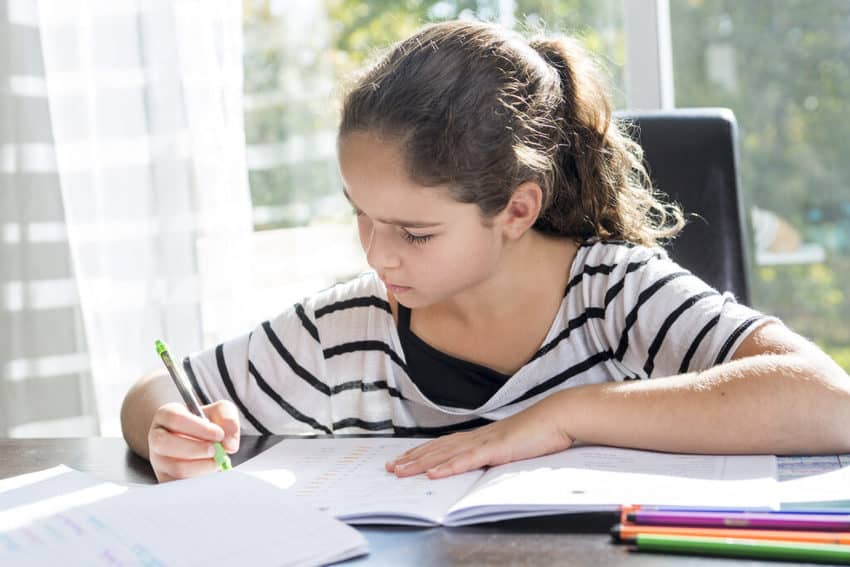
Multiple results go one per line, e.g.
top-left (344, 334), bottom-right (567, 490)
top-left (0, 437), bottom-right (820, 566)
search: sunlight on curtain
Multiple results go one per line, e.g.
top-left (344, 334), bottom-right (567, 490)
top-left (0, 0), bottom-right (254, 437)
top-left (1, 0), bottom-right (97, 437)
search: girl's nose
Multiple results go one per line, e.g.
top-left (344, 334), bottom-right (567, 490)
top-left (365, 226), bottom-right (401, 271)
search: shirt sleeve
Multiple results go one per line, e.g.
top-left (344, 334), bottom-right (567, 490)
top-left (183, 300), bottom-right (332, 435)
top-left (596, 244), bottom-right (779, 379)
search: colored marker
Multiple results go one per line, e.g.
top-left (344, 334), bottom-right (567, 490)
top-left (623, 504), bottom-right (850, 515)
top-left (629, 533), bottom-right (850, 564)
top-left (155, 339), bottom-right (232, 471)
top-left (627, 510), bottom-right (850, 531)
top-left (612, 523), bottom-right (850, 545)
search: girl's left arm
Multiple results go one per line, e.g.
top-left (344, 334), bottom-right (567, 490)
top-left (386, 321), bottom-right (850, 479)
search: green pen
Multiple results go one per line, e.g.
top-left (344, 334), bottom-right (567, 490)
top-left (155, 339), bottom-right (232, 471)
top-left (631, 533), bottom-right (850, 564)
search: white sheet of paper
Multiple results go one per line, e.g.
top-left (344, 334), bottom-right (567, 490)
top-left (0, 466), bottom-right (367, 566)
top-left (238, 437), bottom-right (484, 525)
top-left (778, 458), bottom-right (850, 506)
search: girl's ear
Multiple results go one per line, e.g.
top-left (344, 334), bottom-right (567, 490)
top-left (499, 181), bottom-right (543, 240)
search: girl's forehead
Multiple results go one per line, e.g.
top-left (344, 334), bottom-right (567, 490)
top-left (338, 132), bottom-right (408, 182)
top-left (338, 132), bottom-right (456, 208)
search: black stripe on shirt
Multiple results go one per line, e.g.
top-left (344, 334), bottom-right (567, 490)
top-left (392, 417), bottom-right (493, 436)
top-left (329, 417), bottom-right (491, 436)
top-left (544, 255), bottom-right (667, 362)
top-left (714, 316), bottom-right (763, 364)
top-left (511, 350), bottom-right (614, 405)
top-left (183, 356), bottom-right (211, 405)
top-left (602, 255), bottom-right (665, 307)
top-left (332, 379), bottom-right (405, 399)
top-left (643, 290), bottom-right (718, 376)
top-left (295, 303), bottom-right (319, 342)
top-left (614, 271), bottom-right (690, 361)
top-left (262, 320), bottom-right (331, 396)
top-left (680, 314), bottom-right (721, 373)
top-left (564, 263), bottom-right (614, 297)
top-left (315, 296), bottom-right (392, 319)
top-left (248, 361), bottom-right (332, 434)
top-left (530, 307), bottom-right (606, 363)
top-left (564, 253), bottom-right (663, 299)
top-left (323, 340), bottom-right (407, 371)
top-left (332, 417), bottom-right (394, 432)
top-left (215, 344), bottom-right (271, 435)
top-left (579, 239), bottom-right (637, 249)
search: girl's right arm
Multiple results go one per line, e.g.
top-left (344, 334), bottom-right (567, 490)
top-left (120, 370), bottom-right (240, 482)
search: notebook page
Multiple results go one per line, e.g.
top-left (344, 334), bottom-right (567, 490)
top-left (0, 467), bottom-right (367, 566)
top-left (0, 465), bottom-right (116, 512)
top-left (444, 446), bottom-right (778, 525)
top-left (778, 455), bottom-right (850, 507)
top-left (238, 437), bottom-right (484, 525)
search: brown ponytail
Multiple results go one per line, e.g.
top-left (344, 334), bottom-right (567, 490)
top-left (339, 21), bottom-right (684, 247)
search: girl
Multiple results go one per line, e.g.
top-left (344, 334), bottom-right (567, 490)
top-left (121, 20), bottom-right (850, 483)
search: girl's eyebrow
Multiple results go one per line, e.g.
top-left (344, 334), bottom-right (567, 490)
top-left (342, 188), bottom-right (444, 229)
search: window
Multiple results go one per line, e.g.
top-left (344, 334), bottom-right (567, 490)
top-left (671, 0), bottom-right (850, 369)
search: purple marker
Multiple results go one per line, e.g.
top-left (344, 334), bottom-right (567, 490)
top-left (627, 510), bottom-right (850, 531)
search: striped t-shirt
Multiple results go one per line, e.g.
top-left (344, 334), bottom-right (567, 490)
top-left (185, 240), bottom-right (774, 436)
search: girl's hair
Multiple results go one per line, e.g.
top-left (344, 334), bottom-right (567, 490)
top-left (339, 20), bottom-right (684, 247)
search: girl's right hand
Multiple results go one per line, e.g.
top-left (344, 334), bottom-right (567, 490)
top-left (148, 400), bottom-right (240, 483)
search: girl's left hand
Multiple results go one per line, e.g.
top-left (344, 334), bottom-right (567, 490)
top-left (385, 404), bottom-right (575, 479)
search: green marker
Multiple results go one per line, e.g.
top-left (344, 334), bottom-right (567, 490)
top-left (155, 339), bottom-right (232, 471)
top-left (632, 533), bottom-right (850, 564)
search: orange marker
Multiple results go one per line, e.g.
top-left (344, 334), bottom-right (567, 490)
top-left (611, 523), bottom-right (850, 546)
top-left (620, 505), bottom-right (641, 524)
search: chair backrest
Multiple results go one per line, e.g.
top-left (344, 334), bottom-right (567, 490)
top-left (615, 108), bottom-right (751, 304)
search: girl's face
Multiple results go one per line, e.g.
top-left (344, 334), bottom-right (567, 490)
top-left (338, 131), bottom-right (505, 309)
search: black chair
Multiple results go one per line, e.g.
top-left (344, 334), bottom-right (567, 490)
top-left (615, 108), bottom-right (751, 305)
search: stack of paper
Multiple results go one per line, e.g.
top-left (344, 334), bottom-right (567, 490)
top-left (0, 465), bottom-right (367, 566)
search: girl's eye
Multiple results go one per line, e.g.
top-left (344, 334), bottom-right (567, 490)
top-left (402, 231), bottom-right (433, 245)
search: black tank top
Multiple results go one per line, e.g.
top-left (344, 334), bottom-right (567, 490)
top-left (396, 305), bottom-right (511, 409)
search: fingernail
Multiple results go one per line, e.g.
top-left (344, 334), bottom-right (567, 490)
top-left (224, 437), bottom-right (238, 452)
top-left (208, 445), bottom-right (217, 457)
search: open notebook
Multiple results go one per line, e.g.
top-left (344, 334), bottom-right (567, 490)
top-left (238, 438), bottom-right (779, 526)
top-left (0, 465), bottom-right (367, 566)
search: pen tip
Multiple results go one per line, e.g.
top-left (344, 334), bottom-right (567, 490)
top-left (155, 339), bottom-right (166, 355)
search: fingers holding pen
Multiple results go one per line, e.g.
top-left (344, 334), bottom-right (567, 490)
top-left (148, 402), bottom-right (238, 482)
top-left (149, 426), bottom-right (221, 460)
top-left (152, 454), bottom-right (223, 483)
top-left (154, 402), bottom-right (225, 442)
top-left (202, 400), bottom-right (241, 453)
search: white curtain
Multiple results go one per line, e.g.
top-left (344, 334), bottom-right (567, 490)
top-left (1, 0), bottom-right (254, 437)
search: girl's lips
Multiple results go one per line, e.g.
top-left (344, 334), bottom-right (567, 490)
top-left (385, 283), bottom-right (411, 294)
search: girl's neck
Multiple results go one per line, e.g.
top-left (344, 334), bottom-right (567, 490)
top-left (429, 231), bottom-right (578, 329)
